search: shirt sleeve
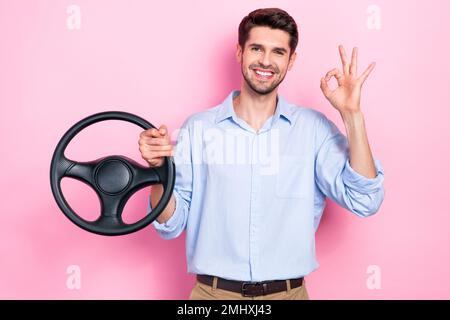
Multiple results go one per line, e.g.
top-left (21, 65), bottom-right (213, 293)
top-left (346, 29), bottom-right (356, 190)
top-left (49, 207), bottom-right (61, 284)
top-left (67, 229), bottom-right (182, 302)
top-left (314, 113), bottom-right (385, 217)
top-left (150, 120), bottom-right (193, 239)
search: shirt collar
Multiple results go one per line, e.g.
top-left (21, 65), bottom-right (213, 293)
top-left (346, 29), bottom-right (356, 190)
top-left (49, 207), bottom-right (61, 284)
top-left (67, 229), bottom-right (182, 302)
top-left (215, 90), bottom-right (293, 125)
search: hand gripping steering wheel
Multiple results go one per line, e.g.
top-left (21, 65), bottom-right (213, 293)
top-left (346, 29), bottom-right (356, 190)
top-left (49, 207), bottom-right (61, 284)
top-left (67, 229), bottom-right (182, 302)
top-left (50, 111), bottom-right (175, 236)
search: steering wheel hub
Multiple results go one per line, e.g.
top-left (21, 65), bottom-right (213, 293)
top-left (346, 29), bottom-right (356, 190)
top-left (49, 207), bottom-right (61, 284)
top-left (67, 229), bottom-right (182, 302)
top-left (95, 159), bottom-right (131, 195)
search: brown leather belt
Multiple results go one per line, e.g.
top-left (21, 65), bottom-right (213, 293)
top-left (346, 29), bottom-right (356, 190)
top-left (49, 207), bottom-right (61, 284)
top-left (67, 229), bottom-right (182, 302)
top-left (196, 274), bottom-right (304, 297)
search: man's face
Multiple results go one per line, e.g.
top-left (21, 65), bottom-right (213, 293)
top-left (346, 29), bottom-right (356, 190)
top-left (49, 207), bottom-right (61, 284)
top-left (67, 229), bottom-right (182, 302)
top-left (237, 26), bottom-right (297, 95)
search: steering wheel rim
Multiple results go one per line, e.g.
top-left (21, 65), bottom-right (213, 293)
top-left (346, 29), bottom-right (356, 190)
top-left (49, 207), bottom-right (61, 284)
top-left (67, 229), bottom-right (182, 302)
top-left (50, 111), bottom-right (175, 236)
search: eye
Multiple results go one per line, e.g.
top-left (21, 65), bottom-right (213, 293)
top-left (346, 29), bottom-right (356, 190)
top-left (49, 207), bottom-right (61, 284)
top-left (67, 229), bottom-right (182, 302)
top-left (251, 47), bottom-right (261, 52)
top-left (275, 50), bottom-right (285, 56)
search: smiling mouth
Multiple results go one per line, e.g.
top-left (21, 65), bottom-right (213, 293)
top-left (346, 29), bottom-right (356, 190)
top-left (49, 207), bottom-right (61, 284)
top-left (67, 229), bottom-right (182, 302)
top-left (253, 68), bottom-right (275, 81)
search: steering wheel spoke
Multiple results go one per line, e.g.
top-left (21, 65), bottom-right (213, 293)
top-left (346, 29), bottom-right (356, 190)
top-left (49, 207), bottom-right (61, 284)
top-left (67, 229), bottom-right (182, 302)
top-left (132, 161), bottom-right (168, 187)
top-left (63, 157), bottom-right (99, 188)
top-left (93, 215), bottom-right (126, 230)
top-left (99, 194), bottom-right (124, 219)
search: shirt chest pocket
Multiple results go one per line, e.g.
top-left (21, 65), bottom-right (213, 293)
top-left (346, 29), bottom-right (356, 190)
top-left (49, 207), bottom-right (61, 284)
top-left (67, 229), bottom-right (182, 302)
top-left (275, 155), bottom-right (311, 198)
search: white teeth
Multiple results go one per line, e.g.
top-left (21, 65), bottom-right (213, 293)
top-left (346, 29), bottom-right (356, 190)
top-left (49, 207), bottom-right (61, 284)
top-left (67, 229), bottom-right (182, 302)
top-left (255, 70), bottom-right (273, 76)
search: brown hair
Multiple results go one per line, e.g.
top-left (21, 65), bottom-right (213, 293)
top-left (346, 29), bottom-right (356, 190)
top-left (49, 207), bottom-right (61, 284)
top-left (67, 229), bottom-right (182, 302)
top-left (238, 8), bottom-right (299, 55)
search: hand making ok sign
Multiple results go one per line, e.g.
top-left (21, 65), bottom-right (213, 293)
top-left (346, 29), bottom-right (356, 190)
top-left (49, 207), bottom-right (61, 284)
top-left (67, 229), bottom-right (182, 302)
top-left (320, 45), bottom-right (376, 114)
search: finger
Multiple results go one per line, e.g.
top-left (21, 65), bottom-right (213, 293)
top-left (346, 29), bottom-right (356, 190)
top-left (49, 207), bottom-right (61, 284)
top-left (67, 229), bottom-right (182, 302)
top-left (141, 128), bottom-right (162, 138)
top-left (151, 150), bottom-right (174, 157)
top-left (320, 77), bottom-right (332, 98)
top-left (139, 145), bottom-right (172, 154)
top-left (358, 62), bottom-right (376, 85)
top-left (325, 68), bottom-right (345, 86)
top-left (338, 45), bottom-right (349, 75)
top-left (140, 130), bottom-right (150, 139)
top-left (147, 145), bottom-right (173, 151)
top-left (140, 137), bottom-right (170, 146)
top-left (144, 150), bottom-right (174, 159)
top-left (350, 47), bottom-right (358, 75)
top-left (325, 68), bottom-right (343, 80)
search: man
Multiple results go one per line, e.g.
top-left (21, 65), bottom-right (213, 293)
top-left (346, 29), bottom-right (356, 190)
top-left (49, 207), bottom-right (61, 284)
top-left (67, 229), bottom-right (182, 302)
top-left (138, 8), bottom-right (385, 300)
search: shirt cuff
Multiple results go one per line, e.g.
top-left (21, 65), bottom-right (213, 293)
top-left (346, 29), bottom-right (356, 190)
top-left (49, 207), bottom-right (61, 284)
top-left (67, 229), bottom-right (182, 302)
top-left (150, 191), bottom-right (182, 234)
top-left (342, 158), bottom-right (385, 194)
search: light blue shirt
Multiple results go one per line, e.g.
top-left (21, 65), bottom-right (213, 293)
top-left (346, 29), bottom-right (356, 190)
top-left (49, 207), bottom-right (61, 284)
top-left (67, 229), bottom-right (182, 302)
top-left (149, 90), bottom-right (385, 282)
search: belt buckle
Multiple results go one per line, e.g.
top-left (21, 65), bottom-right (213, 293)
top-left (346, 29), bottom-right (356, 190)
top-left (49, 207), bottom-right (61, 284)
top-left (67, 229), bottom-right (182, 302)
top-left (241, 281), bottom-right (268, 297)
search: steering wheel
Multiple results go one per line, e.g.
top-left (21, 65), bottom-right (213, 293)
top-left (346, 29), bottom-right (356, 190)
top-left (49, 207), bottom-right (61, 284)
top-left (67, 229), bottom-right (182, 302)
top-left (50, 111), bottom-right (175, 236)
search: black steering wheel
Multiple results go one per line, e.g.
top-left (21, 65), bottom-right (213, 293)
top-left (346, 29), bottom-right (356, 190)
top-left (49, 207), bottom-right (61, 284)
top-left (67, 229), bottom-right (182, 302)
top-left (50, 111), bottom-right (175, 236)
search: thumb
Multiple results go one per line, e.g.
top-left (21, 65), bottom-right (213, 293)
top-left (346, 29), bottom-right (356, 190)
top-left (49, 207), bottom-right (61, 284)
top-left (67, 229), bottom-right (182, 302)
top-left (158, 125), bottom-right (168, 136)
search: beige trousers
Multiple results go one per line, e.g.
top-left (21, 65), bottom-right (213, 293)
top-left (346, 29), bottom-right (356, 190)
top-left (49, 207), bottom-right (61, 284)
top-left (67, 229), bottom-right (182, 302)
top-left (189, 277), bottom-right (310, 300)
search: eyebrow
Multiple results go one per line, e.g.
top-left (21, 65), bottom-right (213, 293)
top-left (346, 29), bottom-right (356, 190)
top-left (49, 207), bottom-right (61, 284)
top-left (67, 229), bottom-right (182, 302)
top-left (248, 43), bottom-right (288, 53)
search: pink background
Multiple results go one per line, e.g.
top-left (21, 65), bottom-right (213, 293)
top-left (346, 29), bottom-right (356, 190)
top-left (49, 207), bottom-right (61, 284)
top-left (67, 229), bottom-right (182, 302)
top-left (1, 0), bottom-right (449, 299)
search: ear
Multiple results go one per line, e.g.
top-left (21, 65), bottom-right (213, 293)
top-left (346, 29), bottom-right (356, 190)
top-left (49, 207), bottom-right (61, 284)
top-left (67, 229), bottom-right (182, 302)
top-left (287, 51), bottom-right (297, 71)
top-left (236, 43), bottom-right (243, 64)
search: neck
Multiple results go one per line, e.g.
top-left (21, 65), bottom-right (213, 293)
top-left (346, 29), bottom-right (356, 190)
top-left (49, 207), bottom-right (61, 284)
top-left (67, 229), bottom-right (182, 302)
top-left (233, 83), bottom-right (278, 132)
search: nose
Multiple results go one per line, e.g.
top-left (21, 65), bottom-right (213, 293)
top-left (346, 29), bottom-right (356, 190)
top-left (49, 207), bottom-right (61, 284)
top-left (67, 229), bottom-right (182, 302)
top-left (258, 51), bottom-right (271, 68)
